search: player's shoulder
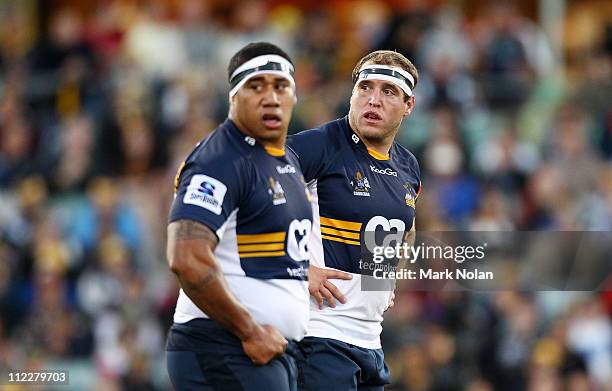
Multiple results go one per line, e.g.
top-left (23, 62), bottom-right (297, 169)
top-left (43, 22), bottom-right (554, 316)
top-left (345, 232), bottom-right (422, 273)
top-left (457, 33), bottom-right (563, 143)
top-left (187, 119), bottom-right (252, 167)
top-left (289, 117), bottom-right (347, 148)
top-left (305, 116), bottom-right (348, 138)
top-left (391, 142), bottom-right (421, 176)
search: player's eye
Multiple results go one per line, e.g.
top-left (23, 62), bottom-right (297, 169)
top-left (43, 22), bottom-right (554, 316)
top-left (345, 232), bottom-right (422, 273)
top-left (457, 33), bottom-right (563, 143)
top-left (360, 83), bottom-right (370, 91)
top-left (383, 88), bottom-right (396, 96)
top-left (247, 82), bottom-right (263, 91)
top-left (275, 82), bottom-right (289, 91)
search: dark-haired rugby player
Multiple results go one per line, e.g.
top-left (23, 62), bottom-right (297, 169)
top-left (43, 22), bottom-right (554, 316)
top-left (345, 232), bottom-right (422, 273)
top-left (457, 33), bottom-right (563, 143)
top-left (166, 42), bottom-right (313, 391)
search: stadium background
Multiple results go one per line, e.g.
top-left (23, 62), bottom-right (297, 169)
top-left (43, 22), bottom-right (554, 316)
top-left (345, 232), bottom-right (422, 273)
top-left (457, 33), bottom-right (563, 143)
top-left (0, 0), bottom-right (610, 389)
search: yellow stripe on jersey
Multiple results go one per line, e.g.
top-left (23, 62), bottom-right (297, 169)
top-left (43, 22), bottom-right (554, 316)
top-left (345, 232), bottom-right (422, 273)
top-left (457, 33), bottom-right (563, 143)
top-left (239, 251), bottom-right (286, 258)
top-left (173, 161), bottom-right (186, 193)
top-left (237, 232), bottom-right (286, 244)
top-left (320, 227), bottom-right (360, 240)
top-left (264, 146), bottom-right (285, 157)
top-left (319, 216), bottom-right (362, 232)
top-left (238, 243), bottom-right (285, 252)
top-left (367, 148), bottom-right (390, 161)
top-left (321, 234), bottom-right (360, 246)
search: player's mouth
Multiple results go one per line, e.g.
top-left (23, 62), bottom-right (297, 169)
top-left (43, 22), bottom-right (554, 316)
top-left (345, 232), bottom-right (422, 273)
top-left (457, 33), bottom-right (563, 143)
top-left (363, 111), bottom-right (383, 124)
top-left (261, 113), bottom-right (283, 129)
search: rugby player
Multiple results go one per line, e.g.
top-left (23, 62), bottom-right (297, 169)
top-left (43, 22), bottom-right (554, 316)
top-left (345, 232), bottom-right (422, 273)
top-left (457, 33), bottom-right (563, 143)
top-left (288, 50), bottom-right (421, 391)
top-left (166, 42), bottom-right (313, 391)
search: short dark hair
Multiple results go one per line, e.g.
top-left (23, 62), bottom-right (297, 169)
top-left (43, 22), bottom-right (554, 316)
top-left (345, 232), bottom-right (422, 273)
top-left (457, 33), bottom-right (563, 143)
top-left (227, 42), bottom-right (294, 82)
top-left (351, 50), bottom-right (418, 101)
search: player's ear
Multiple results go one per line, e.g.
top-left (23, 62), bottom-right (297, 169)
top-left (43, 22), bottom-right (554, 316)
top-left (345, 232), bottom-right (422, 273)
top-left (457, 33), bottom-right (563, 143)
top-left (228, 94), bottom-right (238, 118)
top-left (404, 95), bottom-right (415, 117)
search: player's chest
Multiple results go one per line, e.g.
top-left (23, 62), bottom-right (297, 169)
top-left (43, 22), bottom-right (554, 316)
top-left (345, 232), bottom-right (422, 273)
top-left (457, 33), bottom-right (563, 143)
top-left (240, 157), bottom-right (312, 222)
top-left (315, 154), bottom-right (418, 224)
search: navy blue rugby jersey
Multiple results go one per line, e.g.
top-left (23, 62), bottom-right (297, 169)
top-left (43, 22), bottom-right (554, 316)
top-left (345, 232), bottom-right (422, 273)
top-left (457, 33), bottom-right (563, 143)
top-left (287, 116), bottom-right (421, 349)
top-left (169, 119), bottom-right (313, 341)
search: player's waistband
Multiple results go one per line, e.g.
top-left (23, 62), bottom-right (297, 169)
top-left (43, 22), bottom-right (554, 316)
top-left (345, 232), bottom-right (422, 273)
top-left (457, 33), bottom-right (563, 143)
top-left (167, 318), bottom-right (301, 356)
top-left (306, 316), bottom-right (382, 349)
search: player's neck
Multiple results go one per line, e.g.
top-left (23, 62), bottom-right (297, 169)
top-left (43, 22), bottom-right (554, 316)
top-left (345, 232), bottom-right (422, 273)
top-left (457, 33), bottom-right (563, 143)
top-left (260, 138), bottom-right (286, 153)
top-left (355, 128), bottom-right (395, 158)
top-left (361, 137), bottom-right (393, 157)
top-left (348, 113), bottom-right (396, 157)
top-left (228, 115), bottom-right (287, 156)
top-left (228, 115), bottom-right (286, 152)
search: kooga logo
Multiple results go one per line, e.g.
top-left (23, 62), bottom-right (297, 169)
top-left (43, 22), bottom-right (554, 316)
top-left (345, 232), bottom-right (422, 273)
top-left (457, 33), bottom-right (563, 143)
top-left (370, 165), bottom-right (397, 176)
top-left (277, 164), bottom-right (297, 174)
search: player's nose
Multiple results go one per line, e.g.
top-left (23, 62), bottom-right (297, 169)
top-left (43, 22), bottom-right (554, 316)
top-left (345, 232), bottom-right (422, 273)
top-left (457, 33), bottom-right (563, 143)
top-left (262, 86), bottom-right (281, 106)
top-left (367, 89), bottom-right (382, 106)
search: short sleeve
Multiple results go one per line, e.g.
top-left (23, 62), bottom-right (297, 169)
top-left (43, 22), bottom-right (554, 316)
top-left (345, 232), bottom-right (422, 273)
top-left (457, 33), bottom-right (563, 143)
top-left (287, 127), bottom-right (335, 182)
top-left (411, 155), bottom-right (422, 199)
top-left (169, 157), bottom-right (248, 236)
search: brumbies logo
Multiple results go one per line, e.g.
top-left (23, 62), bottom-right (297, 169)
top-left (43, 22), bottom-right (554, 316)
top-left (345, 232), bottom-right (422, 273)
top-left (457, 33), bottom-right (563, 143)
top-left (350, 170), bottom-right (371, 197)
top-left (403, 182), bottom-right (416, 208)
top-left (268, 177), bottom-right (287, 205)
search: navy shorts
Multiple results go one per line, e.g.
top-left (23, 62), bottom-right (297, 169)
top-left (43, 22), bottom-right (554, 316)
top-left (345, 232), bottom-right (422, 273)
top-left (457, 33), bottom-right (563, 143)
top-left (166, 319), bottom-right (299, 391)
top-left (296, 337), bottom-right (390, 391)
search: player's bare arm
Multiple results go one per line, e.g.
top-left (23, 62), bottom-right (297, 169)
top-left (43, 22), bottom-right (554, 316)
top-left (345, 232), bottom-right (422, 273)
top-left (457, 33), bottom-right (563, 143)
top-left (167, 219), bottom-right (287, 365)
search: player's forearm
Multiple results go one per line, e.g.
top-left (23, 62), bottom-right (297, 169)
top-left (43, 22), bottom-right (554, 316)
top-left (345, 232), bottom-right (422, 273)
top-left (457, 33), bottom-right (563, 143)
top-left (167, 220), bottom-right (258, 340)
top-left (175, 262), bottom-right (258, 340)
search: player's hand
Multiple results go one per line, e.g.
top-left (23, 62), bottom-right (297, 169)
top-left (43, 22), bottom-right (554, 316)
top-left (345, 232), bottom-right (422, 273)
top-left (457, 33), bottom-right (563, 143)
top-left (308, 265), bottom-right (353, 309)
top-left (241, 324), bottom-right (287, 365)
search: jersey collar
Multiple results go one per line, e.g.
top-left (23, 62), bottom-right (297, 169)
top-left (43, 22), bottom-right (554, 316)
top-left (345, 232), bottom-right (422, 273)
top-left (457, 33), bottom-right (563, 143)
top-left (341, 116), bottom-right (392, 161)
top-left (224, 118), bottom-right (287, 157)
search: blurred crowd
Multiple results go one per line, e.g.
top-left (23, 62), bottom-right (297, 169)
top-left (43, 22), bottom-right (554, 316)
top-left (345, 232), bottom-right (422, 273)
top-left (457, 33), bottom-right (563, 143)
top-left (0, 0), bottom-right (610, 389)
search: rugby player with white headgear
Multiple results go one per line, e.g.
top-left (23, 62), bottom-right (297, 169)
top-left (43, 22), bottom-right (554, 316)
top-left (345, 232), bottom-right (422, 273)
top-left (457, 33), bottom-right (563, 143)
top-left (166, 42), bottom-right (312, 391)
top-left (288, 50), bottom-right (422, 391)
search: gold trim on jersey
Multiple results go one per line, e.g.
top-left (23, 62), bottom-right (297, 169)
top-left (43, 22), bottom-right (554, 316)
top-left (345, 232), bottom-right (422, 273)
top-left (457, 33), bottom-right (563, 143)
top-left (319, 216), bottom-right (362, 246)
top-left (237, 232), bottom-right (286, 258)
top-left (319, 216), bottom-right (362, 232)
top-left (237, 232), bottom-right (286, 244)
top-left (264, 146), bottom-right (286, 157)
top-left (320, 227), bottom-right (360, 240)
top-left (238, 243), bottom-right (285, 252)
top-left (239, 251), bottom-right (286, 258)
top-left (173, 161), bottom-right (186, 193)
top-left (321, 234), bottom-right (360, 246)
top-left (367, 148), bottom-right (390, 161)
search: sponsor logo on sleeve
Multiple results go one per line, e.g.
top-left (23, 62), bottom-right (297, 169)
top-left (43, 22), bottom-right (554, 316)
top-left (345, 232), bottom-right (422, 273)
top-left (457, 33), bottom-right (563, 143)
top-left (183, 174), bottom-right (227, 215)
